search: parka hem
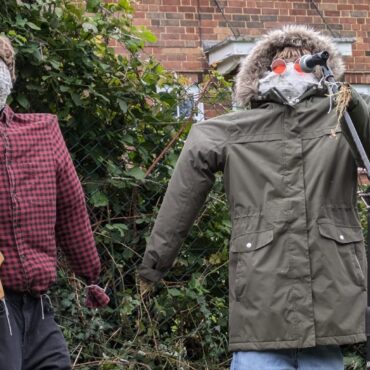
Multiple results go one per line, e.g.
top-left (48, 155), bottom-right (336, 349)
top-left (229, 333), bottom-right (365, 352)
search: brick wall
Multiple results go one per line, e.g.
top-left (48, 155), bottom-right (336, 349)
top-left (132, 0), bottom-right (370, 85)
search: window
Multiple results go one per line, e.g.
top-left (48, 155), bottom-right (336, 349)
top-left (158, 84), bottom-right (204, 122)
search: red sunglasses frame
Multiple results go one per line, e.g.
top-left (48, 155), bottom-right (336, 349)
top-left (270, 58), bottom-right (304, 75)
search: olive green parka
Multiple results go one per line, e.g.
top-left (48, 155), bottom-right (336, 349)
top-left (139, 26), bottom-right (369, 351)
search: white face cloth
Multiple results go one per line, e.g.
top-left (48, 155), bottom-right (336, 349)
top-left (258, 62), bottom-right (319, 104)
top-left (0, 59), bottom-right (12, 111)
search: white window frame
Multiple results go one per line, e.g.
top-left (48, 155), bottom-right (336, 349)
top-left (157, 84), bottom-right (204, 122)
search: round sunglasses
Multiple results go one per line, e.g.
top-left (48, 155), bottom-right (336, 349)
top-left (270, 58), bottom-right (304, 74)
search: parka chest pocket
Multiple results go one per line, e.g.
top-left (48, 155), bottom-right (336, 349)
top-left (318, 222), bottom-right (366, 289)
top-left (230, 229), bottom-right (274, 301)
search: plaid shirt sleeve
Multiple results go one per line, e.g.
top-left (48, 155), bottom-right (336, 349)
top-left (50, 117), bottom-right (101, 284)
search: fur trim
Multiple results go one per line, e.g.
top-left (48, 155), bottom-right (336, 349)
top-left (234, 25), bottom-right (345, 107)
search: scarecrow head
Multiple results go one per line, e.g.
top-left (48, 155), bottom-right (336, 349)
top-left (234, 25), bottom-right (345, 107)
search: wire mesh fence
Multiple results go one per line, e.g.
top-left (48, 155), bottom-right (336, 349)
top-left (50, 85), bottom-right (235, 370)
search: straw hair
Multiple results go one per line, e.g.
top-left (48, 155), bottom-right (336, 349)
top-left (0, 36), bottom-right (15, 82)
top-left (274, 47), bottom-right (310, 61)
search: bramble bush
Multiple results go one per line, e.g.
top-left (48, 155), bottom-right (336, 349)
top-left (1, 0), bottom-right (366, 369)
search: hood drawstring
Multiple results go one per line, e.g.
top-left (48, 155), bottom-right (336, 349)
top-left (40, 294), bottom-right (52, 320)
top-left (318, 76), bottom-right (335, 115)
top-left (2, 298), bottom-right (12, 336)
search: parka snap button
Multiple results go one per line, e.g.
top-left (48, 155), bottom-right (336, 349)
top-left (246, 243), bottom-right (252, 248)
top-left (339, 234), bottom-right (344, 240)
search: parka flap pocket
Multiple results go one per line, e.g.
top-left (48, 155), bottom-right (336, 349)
top-left (231, 229), bottom-right (273, 252)
top-left (318, 223), bottom-right (363, 244)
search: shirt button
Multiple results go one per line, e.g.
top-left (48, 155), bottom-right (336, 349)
top-left (19, 254), bottom-right (26, 262)
top-left (246, 242), bottom-right (252, 248)
top-left (339, 234), bottom-right (344, 240)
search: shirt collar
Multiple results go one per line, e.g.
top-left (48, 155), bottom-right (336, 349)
top-left (0, 105), bottom-right (14, 127)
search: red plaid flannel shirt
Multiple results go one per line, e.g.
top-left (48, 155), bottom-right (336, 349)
top-left (0, 106), bottom-right (109, 307)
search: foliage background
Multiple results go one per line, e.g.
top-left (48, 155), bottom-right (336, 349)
top-left (0, 0), bottom-right (366, 369)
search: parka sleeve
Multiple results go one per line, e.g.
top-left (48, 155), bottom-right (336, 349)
top-left (340, 88), bottom-right (370, 163)
top-left (138, 122), bottom-right (226, 282)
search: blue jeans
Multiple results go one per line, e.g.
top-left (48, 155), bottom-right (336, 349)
top-left (230, 345), bottom-right (344, 370)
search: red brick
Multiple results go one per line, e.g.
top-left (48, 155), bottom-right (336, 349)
top-left (201, 20), bottom-right (219, 27)
top-left (135, 4), bottom-right (149, 11)
top-left (166, 54), bottom-right (187, 61)
top-left (246, 21), bottom-right (264, 28)
top-left (233, 15), bottom-right (251, 21)
top-left (261, 8), bottom-right (279, 15)
top-left (165, 25), bottom-right (185, 32)
top-left (318, 3), bottom-right (338, 11)
top-left (160, 19), bottom-right (180, 26)
top-left (162, 33), bottom-right (181, 40)
top-left (279, 9), bottom-right (290, 16)
top-left (256, 1), bottom-right (274, 8)
top-left (325, 11), bottom-right (340, 16)
top-left (159, 5), bottom-right (177, 11)
top-left (148, 4), bottom-right (160, 11)
top-left (201, 27), bottom-right (219, 34)
top-left (225, 7), bottom-right (245, 13)
top-left (229, 0), bottom-right (248, 7)
top-left (351, 11), bottom-right (368, 17)
top-left (338, 5), bottom-right (354, 11)
top-left (186, 27), bottom-right (196, 33)
top-left (181, 33), bottom-right (200, 40)
top-left (340, 17), bottom-right (354, 24)
top-left (182, 61), bottom-right (204, 69)
top-left (274, 2), bottom-right (292, 9)
top-left (243, 8), bottom-right (261, 15)
top-left (295, 16), bottom-right (313, 23)
top-left (293, 3), bottom-right (309, 9)
top-left (185, 6), bottom-right (200, 13)
top-left (289, 9), bottom-right (307, 16)
top-left (355, 5), bottom-right (370, 11)
top-left (278, 15), bottom-right (292, 22)
top-left (165, 12), bottom-right (184, 19)
top-left (164, 41), bottom-right (186, 48)
top-left (162, 0), bottom-right (181, 5)
top-left (198, 6), bottom-right (215, 12)
top-left (180, 20), bottom-right (198, 26)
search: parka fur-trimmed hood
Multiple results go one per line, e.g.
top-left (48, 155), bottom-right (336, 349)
top-left (234, 25), bottom-right (345, 107)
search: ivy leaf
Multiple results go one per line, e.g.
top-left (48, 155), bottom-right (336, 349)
top-left (138, 28), bottom-right (157, 43)
top-left (26, 22), bottom-right (41, 31)
top-left (71, 92), bottom-right (83, 106)
top-left (106, 223), bottom-right (128, 237)
top-left (90, 191), bottom-right (109, 207)
top-left (16, 94), bottom-right (30, 109)
top-left (168, 288), bottom-right (182, 297)
top-left (86, 0), bottom-right (101, 12)
top-left (54, 7), bottom-right (63, 18)
top-left (126, 167), bottom-right (145, 180)
top-left (82, 22), bottom-right (98, 34)
top-left (118, 0), bottom-right (131, 11)
top-left (117, 98), bottom-right (128, 113)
